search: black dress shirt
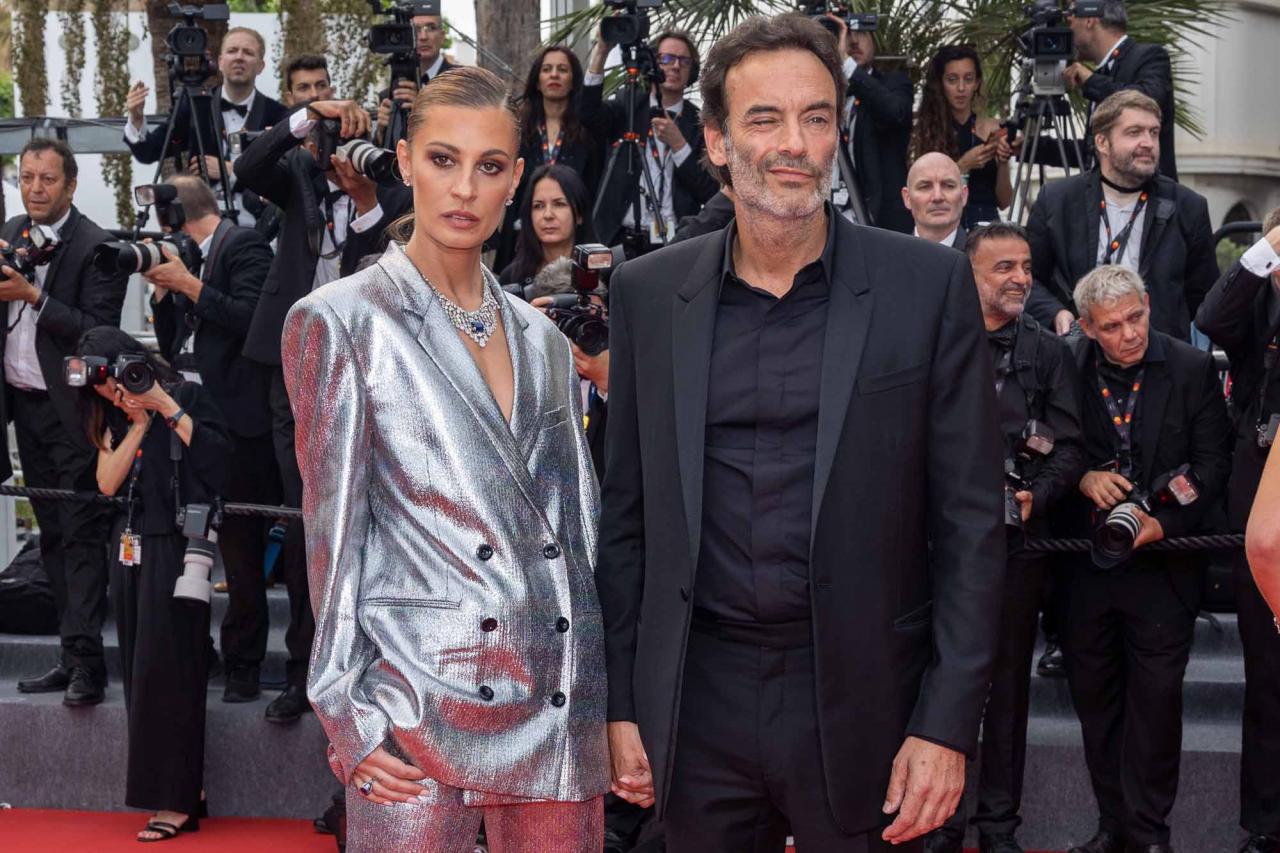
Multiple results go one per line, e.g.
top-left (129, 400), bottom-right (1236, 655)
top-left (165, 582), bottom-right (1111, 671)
top-left (693, 213), bottom-right (835, 624)
top-left (1084, 345), bottom-right (1146, 481)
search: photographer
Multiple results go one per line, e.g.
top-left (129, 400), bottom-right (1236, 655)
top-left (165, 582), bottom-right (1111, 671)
top-left (827, 12), bottom-right (914, 233)
top-left (1025, 90), bottom-right (1215, 341)
top-left (4, 138), bottom-right (128, 705)
top-left (143, 176), bottom-right (282, 718)
top-left (903, 152), bottom-right (969, 249)
top-left (234, 98), bottom-right (384, 720)
top-left (1194, 207), bottom-right (1280, 853)
top-left (375, 4), bottom-right (458, 146)
top-left (584, 27), bottom-right (719, 248)
top-left (1060, 265), bottom-right (1230, 853)
top-left (1065, 0), bottom-right (1177, 181)
top-left (499, 165), bottom-right (597, 290)
top-left (72, 326), bottom-right (230, 842)
top-left (928, 223), bottom-right (1084, 853)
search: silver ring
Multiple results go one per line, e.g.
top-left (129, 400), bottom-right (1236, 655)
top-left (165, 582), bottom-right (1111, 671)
top-left (358, 779), bottom-right (374, 796)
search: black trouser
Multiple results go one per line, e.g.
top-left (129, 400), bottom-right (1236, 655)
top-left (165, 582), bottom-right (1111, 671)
top-left (269, 367), bottom-right (314, 687)
top-left (111, 522), bottom-right (210, 814)
top-left (11, 387), bottom-right (109, 680)
top-left (217, 430), bottom-right (283, 674)
top-left (665, 617), bottom-right (916, 853)
top-left (941, 553), bottom-right (1045, 840)
top-left (1237, 552), bottom-right (1280, 836)
top-left (1062, 561), bottom-right (1199, 847)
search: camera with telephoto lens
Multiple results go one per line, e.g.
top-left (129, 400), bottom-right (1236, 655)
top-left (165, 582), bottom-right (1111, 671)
top-left (63, 353), bottom-right (158, 395)
top-left (173, 501), bottom-right (222, 605)
top-left (1091, 464), bottom-right (1202, 570)
top-left (93, 234), bottom-right (200, 277)
top-left (0, 222), bottom-right (60, 280)
top-left (797, 1), bottom-right (879, 36)
top-left (545, 244), bottom-right (612, 357)
top-left (602, 0), bottom-right (663, 47)
top-left (336, 139), bottom-right (401, 182)
top-left (1004, 420), bottom-right (1056, 530)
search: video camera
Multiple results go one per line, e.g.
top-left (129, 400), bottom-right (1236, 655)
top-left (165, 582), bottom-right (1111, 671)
top-left (63, 353), bottom-right (158, 395)
top-left (545, 244), bottom-right (612, 356)
top-left (164, 2), bottom-right (229, 84)
top-left (367, 0), bottom-right (439, 56)
top-left (0, 223), bottom-right (60, 281)
top-left (1004, 420), bottom-right (1056, 532)
top-left (798, 2), bottom-right (879, 37)
top-left (1091, 464), bottom-right (1201, 569)
top-left (1015, 0), bottom-right (1075, 96)
top-left (174, 501), bottom-right (223, 605)
top-left (601, 0), bottom-right (662, 47)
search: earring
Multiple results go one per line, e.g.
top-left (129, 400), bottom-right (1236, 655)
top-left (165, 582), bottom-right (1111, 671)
top-left (505, 198), bottom-right (514, 207)
top-left (402, 177), bottom-right (411, 186)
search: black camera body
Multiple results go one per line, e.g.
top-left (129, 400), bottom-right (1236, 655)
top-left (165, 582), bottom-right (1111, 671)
top-left (1014, 1), bottom-right (1076, 95)
top-left (546, 244), bottom-right (613, 357)
top-left (165, 2), bottom-right (228, 57)
top-left (63, 353), bottom-right (157, 395)
top-left (0, 223), bottom-right (60, 281)
top-left (367, 0), bottom-right (439, 76)
top-left (1004, 420), bottom-right (1056, 530)
top-left (1091, 464), bottom-right (1202, 569)
top-left (602, 0), bottom-right (663, 47)
top-left (799, 2), bottom-right (879, 36)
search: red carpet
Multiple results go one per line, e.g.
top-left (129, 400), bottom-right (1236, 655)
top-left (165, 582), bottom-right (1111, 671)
top-left (0, 809), bottom-right (334, 852)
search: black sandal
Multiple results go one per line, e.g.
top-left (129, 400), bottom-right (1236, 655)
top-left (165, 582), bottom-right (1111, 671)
top-left (137, 816), bottom-right (199, 843)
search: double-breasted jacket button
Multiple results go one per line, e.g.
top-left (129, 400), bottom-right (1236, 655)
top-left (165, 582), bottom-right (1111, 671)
top-left (481, 617), bottom-right (498, 632)
top-left (550, 691), bottom-right (567, 707)
top-left (479, 685), bottom-right (495, 701)
top-left (476, 544), bottom-right (494, 561)
top-left (555, 617), bottom-right (570, 633)
top-left (543, 543), bottom-right (561, 559)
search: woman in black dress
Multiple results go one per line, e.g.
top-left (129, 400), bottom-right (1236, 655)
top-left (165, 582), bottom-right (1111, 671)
top-left (497, 163), bottom-right (596, 290)
top-left (912, 44), bottom-right (1015, 228)
top-left (73, 327), bottom-right (231, 842)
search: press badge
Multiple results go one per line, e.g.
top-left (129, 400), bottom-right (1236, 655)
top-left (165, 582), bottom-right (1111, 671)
top-left (119, 531), bottom-right (142, 566)
top-left (1259, 413), bottom-right (1280, 449)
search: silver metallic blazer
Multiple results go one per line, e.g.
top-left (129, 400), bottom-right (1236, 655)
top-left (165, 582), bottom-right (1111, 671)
top-left (281, 241), bottom-right (608, 802)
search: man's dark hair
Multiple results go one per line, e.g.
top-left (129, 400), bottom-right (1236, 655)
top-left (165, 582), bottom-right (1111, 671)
top-left (1099, 0), bottom-right (1128, 31)
top-left (699, 13), bottom-right (845, 187)
top-left (964, 221), bottom-right (1029, 260)
top-left (19, 138), bottom-right (78, 183)
top-left (284, 54), bottom-right (329, 92)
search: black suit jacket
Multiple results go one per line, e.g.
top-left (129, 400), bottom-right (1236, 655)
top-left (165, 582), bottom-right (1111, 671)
top-left (847, 65), bottom-right (913, 234)
top-left (1196, 260), bottom-right (1280, 527)
top-left (0, 208), bottom-right (128, 477)
top-left (124, 86), bottom-right (288, 167)
top-left (597, 214), bottom-right (1007, 832)
top-left (1082, 39), bottom-right (1178, 181)
top-left (152, 220), bottom-right (274, 438)
top-left (583, 85), bottom-right (720, 246)
top-left (235, 116), bottom-right (395, 366)
top-left (1025, 171), bottom-right (1216, 340)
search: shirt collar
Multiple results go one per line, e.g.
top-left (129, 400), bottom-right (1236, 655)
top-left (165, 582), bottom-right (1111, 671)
top-left (913, 226), bottom-right (960, 247)
top-left (720, 203), bottom-right (837, 293)
top-left (223, 88), bottom-right (255, 109)
top-left (650, 94), bottom-right (684, 118)
top-left (33, 207), bottom-right (72, 242)
top-left (422, 53), bottom-right (445, 81)
top-left (1100, 35), bottom-right (1129, 69)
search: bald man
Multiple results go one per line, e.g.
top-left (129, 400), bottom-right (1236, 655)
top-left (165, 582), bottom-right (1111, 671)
top-left (903, 152), bottom-right (969, 250)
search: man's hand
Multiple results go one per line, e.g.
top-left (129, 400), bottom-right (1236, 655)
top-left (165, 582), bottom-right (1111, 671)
top-left (0, 243), bottom-right (39, 304)
top-left (651, 116), bottom-right (687, 153)
top-left (608, 721), bottom-right (655, 808)
top-left (306, 100), bottom-right (371, 141)
top-left (572, 344), bottom-right (609, 393)
top-left (1015, 490), bottom-right (1033, 523)
top-left (142, 243), bottom-right (201, 302)
top-left (126, 81), bottom-right (148, 127)
top-left (1054, 309), bottom-right (1075, 336)
top-left (1063, 62), bottom-right (1093, 89)
top-left (993, 128), bottom-right (1015, 163)
top-left (330, 158), bottom-right (379, 215)
top-left (827, 13), bottom-right (851, 60)
top-left (188, 154), bottom-right (231, 181)
top-left (1132, 506), bottom-right (1166, 548)
top-left (1080, 470), bottom-right (1134, 511)
top-left (391, 78), bottom-right (419, 107)
top-left (881, 736), bottom-right (966, 844)
top-left (588, 25), bottom-right (611, 75)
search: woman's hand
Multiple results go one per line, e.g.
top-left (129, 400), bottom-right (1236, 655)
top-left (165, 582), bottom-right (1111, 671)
top-left (956, 140), bottom-right (995, 174)
top-left (351, 746), bottom-right (429, 806)
top-left (120, 383), bottom-right (178, 418)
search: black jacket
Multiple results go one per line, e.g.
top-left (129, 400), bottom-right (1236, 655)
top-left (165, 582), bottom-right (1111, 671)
top-left (123, 87), bottom-right (288, 168)
top-left (1196, 259), bottom-right (1280, 527)
top-left (1082, 39), bottom-right (1178, 182)
top-left (152, 220), bottom-right (274, 439)
top-left (846, 65), bottom-right (913, 234)
top-left (597, 214), bottom-right (1006, 832)
top-left (235, 115), bottom-right (395, 366)
top-left (1025, 171), bottom-right (1217, 340)
top-left (583, 84), bottom-right (720, 246)
top-left (0, 207), bottom-right (128, 479)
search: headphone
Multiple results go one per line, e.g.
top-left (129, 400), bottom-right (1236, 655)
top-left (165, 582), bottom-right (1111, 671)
top-left (652, 31), bottom-right (700, 87)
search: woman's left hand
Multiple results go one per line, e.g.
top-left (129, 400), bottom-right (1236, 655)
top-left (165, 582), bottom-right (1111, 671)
top-left (120, 384), bottom-right (177, 417)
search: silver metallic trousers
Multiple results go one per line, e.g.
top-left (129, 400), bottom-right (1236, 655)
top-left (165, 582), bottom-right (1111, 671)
top-left (345, 778), bottom-right (604, 853)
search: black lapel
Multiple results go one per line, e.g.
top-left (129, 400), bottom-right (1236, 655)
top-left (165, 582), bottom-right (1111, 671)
top-left (810, 220), bottom-right (874, 545)
top-left (245, 89), bottom-right (267, 130)
top-left (1080, 172), bottom-right (1102, 277)
top-left (43, 206), bottom-right (82, 295)
top-left (200, 219), bottom-right (234, 283)
top-left (1138, 333), bottom-right (1172, 467)
top-left (671, 232), bottom-right (727, 569)
top-left (1138, 181), bottom-right (1175, 279)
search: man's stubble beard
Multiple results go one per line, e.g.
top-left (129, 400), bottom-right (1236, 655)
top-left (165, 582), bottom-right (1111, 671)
top-left (723, 128), bottom-right (832, 221)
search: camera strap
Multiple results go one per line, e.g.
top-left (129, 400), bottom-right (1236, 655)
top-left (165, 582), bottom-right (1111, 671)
top-left (1099, 191), bottom-right (1149, 266)
top-left (540, 123), bottom-right (564, 165)
top-left (317, 190), bottom-right (351, 260)
top-left (169, 421), bottom-right (184, 516)
top-left (1098, 366), bottom-right (1145, 476)
top-left (1255, 330), bottom-right (1280, 445)
top-left (644, 128), bottom-right (672, 216)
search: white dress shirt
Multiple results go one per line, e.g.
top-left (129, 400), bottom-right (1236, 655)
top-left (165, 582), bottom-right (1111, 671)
top-left (1096, 188), bottom-right (1145, 272)
top-left (913, 226), bottom-right (961, 248)
top-left (5, 209), bottom-right (71, 390)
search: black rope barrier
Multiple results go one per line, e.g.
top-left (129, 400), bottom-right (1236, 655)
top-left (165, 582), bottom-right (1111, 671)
top-left (0, 485), bottom-right (302, 520)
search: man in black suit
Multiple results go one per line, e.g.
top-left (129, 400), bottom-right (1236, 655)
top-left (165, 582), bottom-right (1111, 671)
top-left (1061, 265), bottom-right (1231, 853)
top-left (2, 139), bottom-right (127, 705)
top-left (376, 8), bottom-right (459, 146)
top-left (1195, 211), bottom-right (1280, 853)
top-left (1025, 90), bottom-right (1215, 340)
top-left (903, 152), bottom-right (969, 250)
top-left (598, 15), bottom-right (1006, 851)
top-left (827, 14), bottom-right (913, 233)
top-left (124, 27), bottom-right (289, 227)
top-left (234, 98), bottom-right (388, 720)
top-left (585, 29), bottom-right (720, 249)
top-left (141, 175), bottom-right (284, 717)
top-left (1065, 1), bottom-right (1177, 181)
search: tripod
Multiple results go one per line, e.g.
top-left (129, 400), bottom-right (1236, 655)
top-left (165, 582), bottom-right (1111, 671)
top-left (1006, 63), bottom-right (1085, 224)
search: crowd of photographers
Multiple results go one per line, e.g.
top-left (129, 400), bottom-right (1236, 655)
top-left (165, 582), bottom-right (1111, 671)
top-left (0, 0), bottom-right (1278, 851)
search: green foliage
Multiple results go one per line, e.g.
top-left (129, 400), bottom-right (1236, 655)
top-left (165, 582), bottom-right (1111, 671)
top-left (13, 0), bottom-right (48, 117)
top-left (1217, 238), bottom-right (1248, 273)
top-left (0, 72), bottom-right (14, 119)
top-left (93, 0), bottom-right (133, 227)
top-left (229, 0), bottom-right (283, 11)
top-left (59, 0), bottom-right (88, 118)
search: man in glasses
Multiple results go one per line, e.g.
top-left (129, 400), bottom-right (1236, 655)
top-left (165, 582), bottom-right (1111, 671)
top-left (586, 29), bottom-right (719, 250)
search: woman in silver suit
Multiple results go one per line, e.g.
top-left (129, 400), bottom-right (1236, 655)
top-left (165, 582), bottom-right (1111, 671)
top-left (282, 67), bottom-right (607, 851)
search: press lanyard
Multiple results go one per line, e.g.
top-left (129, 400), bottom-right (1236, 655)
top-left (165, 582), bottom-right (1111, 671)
top-left (1098, 367), bottom-right (1144, 475)
top-left (645, 127), bottom-right (671, 216)
top-left (1100, 192), bottom-right (1148, 265)
top-left (539, 123), bottom-right (563, 165)
top-left (318, 193), bottom-right (351, 260)
top-left (123, 443), bottom-right (145, 535)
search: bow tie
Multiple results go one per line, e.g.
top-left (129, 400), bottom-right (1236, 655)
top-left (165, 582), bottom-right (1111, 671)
top-left (220, 98), bottom-right (249, 118)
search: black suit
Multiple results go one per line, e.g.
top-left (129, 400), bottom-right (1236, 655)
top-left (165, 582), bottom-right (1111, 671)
top-left (1195, 259), bottom-right (1280, 838)
top-left (1025, 171), bottom-right (1216, 340)
top-left (1082, 39), bottom-right (1178, 181)
top-left (846, 65), bottom-right (913, 234)
top-left (0, 207), bottom-right (127, 681)
top-left (584, 84), bottom-right (720, 247)
top-left (152, 221), bottom-right (282, 680)
top-left (124, 87), bottom-right (288, 169)
top-left (1061, 331), bottom-right (1231, 847)
top-left (377, 58), bottom-right (461, 146)
top-left (598, 212), bottom-right (1006, 845)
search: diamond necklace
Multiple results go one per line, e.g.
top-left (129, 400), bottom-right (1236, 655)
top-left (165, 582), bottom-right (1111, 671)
top-left (425, 275), bottom-right (500, 347)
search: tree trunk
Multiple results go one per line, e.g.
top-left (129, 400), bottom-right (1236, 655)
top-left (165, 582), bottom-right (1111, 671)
top-left (279, 0), bottom-right (325, 86)
top-left (474, 0), bottom-right (540, 91)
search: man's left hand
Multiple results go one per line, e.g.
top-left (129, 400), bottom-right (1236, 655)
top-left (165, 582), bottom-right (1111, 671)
top-left (572, 344), bottom-right (609, 394)
top-left (142, 243), bottom-right (201, 301)
top-left (651, 116), bottom-right (687, 153)
top-left (189, 154), bottom-right (232, 181)
top-left (1063, 62), bottom-right (1093, 89)
top-left (1132, 507), bottom-right (1166, 548)
top-left (0, 263), bottom-right (39, 304)
top-left (1015, 490), bottom-right (1033, 523)
top-left (881, 735), bottom-right (966, 844)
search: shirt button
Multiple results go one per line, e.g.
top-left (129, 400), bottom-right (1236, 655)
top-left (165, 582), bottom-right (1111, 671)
top-left (555, 617), bottom-right (570, 633)
top-left (543, 543), bottom-right (561, 559)
top-left (476, 544), bottom-right (494, 561)
top-left (550, 691), bottom-right (566, 707)
top-left (479, 685), bottom-right (494, 701)
top-left (481, 617), bottom-right (498, 632)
